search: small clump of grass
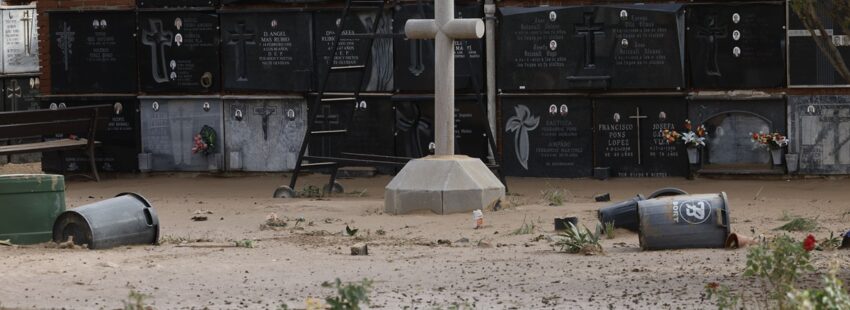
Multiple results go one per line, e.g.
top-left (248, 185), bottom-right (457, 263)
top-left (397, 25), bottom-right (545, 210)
top-left (260, 213), bottom-right (288, 231)
top-left (234, 239), bottom-right (255, 248)
top-left (122, 290), bottom-right (151, 310)
top-left (775, 217), bottom-right (819, 232)
top-left (300, 185), bottom-right (324, 198)
top-left (541, 187), bottom-right (570, 206)
top-left (603, 221), bottom-right (616, 240)
top-left (556, 222), bottom-right (603, 255)
top-left (511, 215), bottom-right (536, 235)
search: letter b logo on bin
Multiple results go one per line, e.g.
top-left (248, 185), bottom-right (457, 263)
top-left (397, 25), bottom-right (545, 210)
top-left (676, 200), bottom-right (711, 224)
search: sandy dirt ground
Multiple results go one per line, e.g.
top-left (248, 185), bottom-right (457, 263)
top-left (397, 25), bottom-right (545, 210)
top-left (0, 162), bottom-right (849, 309)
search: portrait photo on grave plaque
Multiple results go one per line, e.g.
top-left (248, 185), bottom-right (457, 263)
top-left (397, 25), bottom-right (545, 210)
top-left (308, 95), bottom-right (395, 159)
top-left (689, 98), bottom-right (786, 168)
top-left (140, 97), bottom-right (224, 172)
top-left (0, 4), bottom-right (38, 74)
top-left (138, 11), bottom-right (220, 93)
top-left (788, 1), bottom-right (850, 87)
top-left (393, 3), bottom-right (484, 92)
top-left (224, 97), bottom-right (306, 172)
top-left (50, 11), bottom-right (138, 94)
top-left (789, 96), bottom-right (850, 174)
top-left (220, 11), bottom-right (313, 92)
top-left (686, 3), bottom-right (786, 89)
top-left (501, 96), bottom-right (592, 178)
top-left (138, 0), bottom-right (220, 8)
top-left (393, 95), bottom-right (489, 161)
top-left (40, 97), bottom-right (141, 173)
top-left (498, 5), bottom-right (685, 91)
top-left (313, 10), bottom-right (393, 92)
top-left (594, 97), bottom-right (688, 177)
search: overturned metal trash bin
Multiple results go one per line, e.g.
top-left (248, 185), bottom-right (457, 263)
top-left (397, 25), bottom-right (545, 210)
top-left (638, 192), bottom-right (730, 251)
top-left (52, 193), bottom-right (159, 249)
top-left (597, 195), bottom-right (645, 232)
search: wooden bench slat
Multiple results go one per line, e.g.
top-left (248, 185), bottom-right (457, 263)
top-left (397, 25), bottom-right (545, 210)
top-left (0, 139), bottom-right (100, 155)
top-left (0, 105), bottom-right (112, 124)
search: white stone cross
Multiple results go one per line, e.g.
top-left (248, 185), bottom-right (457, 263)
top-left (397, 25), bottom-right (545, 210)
top-left (405, 0), bottom-right (484, 156)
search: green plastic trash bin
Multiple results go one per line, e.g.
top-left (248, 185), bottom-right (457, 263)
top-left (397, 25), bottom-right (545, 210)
top-left (0, 174), bottom-right (66, 244)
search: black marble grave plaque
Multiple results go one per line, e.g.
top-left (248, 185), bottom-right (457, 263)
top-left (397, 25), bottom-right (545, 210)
top-left (594, 97), bottom-right (688, 177)
top-left (498, 5), bottom-right (685, 91)
top-left (222, 0), bottom-right (324, 3)
top-left (393, 95), bottom-right (488, 160)
top-left (501, 96), bottom-right (592, 178)
top-left (686, 3), bottom-right (786, 89)
top-left (40, 96), bottom-right (141, 173)
top-left (314, 10), bottom-right (393, 92)
top-left (689, 98), bottom-right (786, 165)
top-left (50, 11), bottom-right (138, 94)
top-left (393, 3), bottom-right (484, 92)
top-left (138, 0), bottom-right (219, 8)
top-left (138, 11), bottom-right (220, 93)
top-left (789, 96), bottom-right (850, 174)
top-left (788, 1), bottom-right (850, 87)
top-left (308, 95), bottom-right (395, 158)
top-left (3, 76), bottom-right (39, 111)
top-left (220, 11), bottom-right (313, 92)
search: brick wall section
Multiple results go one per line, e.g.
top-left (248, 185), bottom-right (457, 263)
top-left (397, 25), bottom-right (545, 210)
top-left (37, 0), bottom-right (136, 94)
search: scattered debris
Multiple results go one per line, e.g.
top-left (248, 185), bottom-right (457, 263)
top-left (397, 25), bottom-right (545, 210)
top-left (193, 209), bottom-right (213, 215)
top-left (477, 240), bottom-right (493, 248)
top-left (437, 239), bottom-right (452, 246)
top-left (350, 243), bottom-right (368, 255)
top-left (594, 193), bottom-right (611, 202)
top-left (345, 225), bottom-right (359, 237)
top-left (0, 239), bottom-right (13, 246)
top-left (259, 213), bottom-right (288, 230)
top-left (455, 237), bottom-right (470, 244)
top-left (375, 229), bottom-right (386, 236)
top-left (725, 233), bottom-right (757, 249)
top-left (554, 217), bottom-right (578, 231)
top-left (191, 215), bottom-right (208, 221)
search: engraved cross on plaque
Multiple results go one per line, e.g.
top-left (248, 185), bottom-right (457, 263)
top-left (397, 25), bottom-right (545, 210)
top-left (629, 107), bottom-right (648, 165)
top-left (56, 22), bottom-right (75, 71)
top-left (228, 22), bottom-right (257, 82)
top-left (575, 12), bottom-right (604, 69)
top-left (696, 15), bottom-right (727, 77)
top-left (253, 103), bottom-right (276, 141)
top-left (141, 19), bottom-right (174, 83)
top-left (405, 0), bottom-right (484, 155)
top-left (21, 10), bottom-right (32, 55)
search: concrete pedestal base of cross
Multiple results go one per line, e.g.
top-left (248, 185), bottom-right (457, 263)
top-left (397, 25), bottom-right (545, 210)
top-left (385, 155), bottom-right (504, 215)
top-left (385, 0), bottom-right (505, 215)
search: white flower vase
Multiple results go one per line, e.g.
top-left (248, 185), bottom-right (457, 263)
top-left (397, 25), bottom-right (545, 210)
top-left (687, 147), bottom-right (700, 164)
top-left (770, 148), bottom-right (783, 166)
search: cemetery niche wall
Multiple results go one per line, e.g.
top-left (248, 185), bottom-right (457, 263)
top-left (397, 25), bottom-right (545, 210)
top-left (685, 3), bottom-right (786, 89)
top-left (393, 3), bottom-right (484, 92)
top-left (689, 97), bottom-right (786, 167)
top-left (497, 4), bottom-right (685, 91)
top-left (0, 4), bottom-right (38, 74)
top-left (788, 1), bottom-right (850, 87)
top-left (40, 96), bottom-right (141, 173)
top-left (138, 11), bottom-right (220, 93)
top-left (220, 11), bottom-right (314, 92)
top-left (394, 95), bottom-right (489, 161)
top-left (594, 96), bottom-right (688, 177)
top-left (789, 96), bottom-right (850, 174)
top-left (500, 95), bottom-right (592, 178)
top-left (308, 94), bottom-right (395, 159)
top-left (313, 9), bottom-right (393, 92)
top-left (223, 96), bottom-right (306, 172)
top-left (49, 10), bottom-right (138, 94)
top-left (3, 76), bottom-right (40, 164)
top-left (137, 0), bottom-right (219, 8)
top-left (140, 96), bottom-right (224, 172)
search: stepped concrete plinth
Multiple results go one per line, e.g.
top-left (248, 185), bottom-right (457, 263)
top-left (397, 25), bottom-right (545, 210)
top-left (385, 155), bottom-right (505, 215)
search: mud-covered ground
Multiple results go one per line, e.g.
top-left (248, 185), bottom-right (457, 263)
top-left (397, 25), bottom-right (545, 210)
top-left (0, 163), bottom-right (848, 309)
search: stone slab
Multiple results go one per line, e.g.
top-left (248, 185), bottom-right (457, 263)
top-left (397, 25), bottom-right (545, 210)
top-left (313, 10), bottom-right (393, 92)
top-left (393, 95), bottom-right (489, 160)
top-left (788, 95), bottom-right (850, 174)
top-left (140, 96), bottom-right (223, 172)
top-left (223, 97), bottom-right (306, 172)
top-left (385, 155), bottom-right (505, 215)
top-left (500, 96), bottom-right (593, 178)
top-left (1, 5), bottom-right (38, 74)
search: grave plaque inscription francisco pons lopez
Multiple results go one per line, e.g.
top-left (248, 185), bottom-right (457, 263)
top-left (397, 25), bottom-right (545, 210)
top-left (501, 96), bottom-right (592, 178)
top-left (220, 11), bottom-right (313, 92)
top-left (138, 11), bottom-right (220, 93)
top-left (50, 11), bottom-right (138, 93)
top-left (594, 97), bottom-right (688, 177)
top-left (498, 5), bottom-right (685, 91)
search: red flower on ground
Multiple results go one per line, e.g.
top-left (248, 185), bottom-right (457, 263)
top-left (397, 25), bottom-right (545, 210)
top-left (803, 234), bottom-right (817, 252)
